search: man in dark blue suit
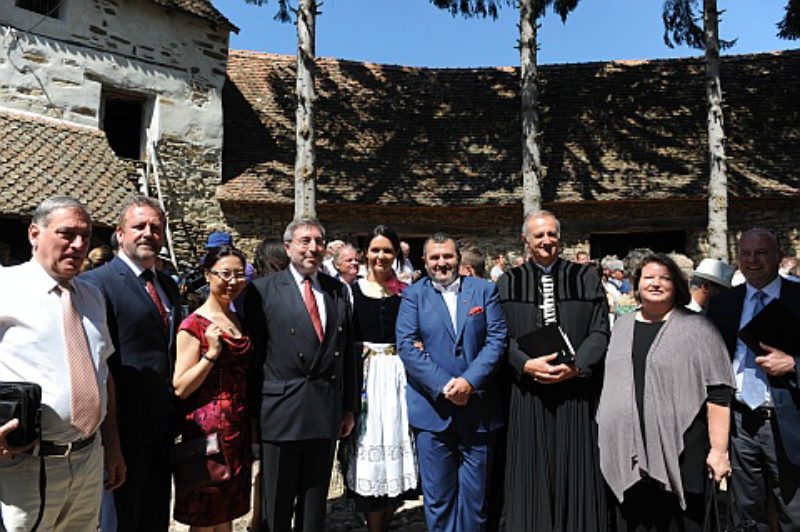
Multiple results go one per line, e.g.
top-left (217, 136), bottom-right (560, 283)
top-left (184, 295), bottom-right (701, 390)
top-left (82, 196), bottom-right (181, 532)
top-left (396, 233), bottom-right (507, 532)
top-left (708, 228), bottom-right (800, 531)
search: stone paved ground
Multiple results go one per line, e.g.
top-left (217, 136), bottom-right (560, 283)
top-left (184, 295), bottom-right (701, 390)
top-left (169, 456), bottom-right (427, 531)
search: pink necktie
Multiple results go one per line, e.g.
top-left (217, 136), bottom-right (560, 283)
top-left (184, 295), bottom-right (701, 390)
top-left (303, 277), bottom-right (324, 342)
top-left (60, 286), bottom-right (101, 437)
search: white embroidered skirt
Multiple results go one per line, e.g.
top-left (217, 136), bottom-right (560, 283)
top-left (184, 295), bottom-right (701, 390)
top-left (346, 342), bottom-right (418, 498)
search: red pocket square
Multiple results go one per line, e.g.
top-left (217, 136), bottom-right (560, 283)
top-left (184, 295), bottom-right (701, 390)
top-left (467, 306), bottom-right (484, 316)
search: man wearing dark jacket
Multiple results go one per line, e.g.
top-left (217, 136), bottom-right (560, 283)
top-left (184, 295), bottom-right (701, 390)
top-left (707, 228), bottom-right (800, 531)
top-left (245, 219), bottom-right (356, 532)
top-left (83, 195), bottom-right (181, 532)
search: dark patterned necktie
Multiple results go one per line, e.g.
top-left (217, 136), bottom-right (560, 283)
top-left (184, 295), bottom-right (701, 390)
top-left (303, 276), bottom-right (324, 342)
top-left (141, 270), bottom-right (169, 330)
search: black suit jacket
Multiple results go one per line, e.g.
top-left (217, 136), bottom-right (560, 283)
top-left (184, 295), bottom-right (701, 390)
top-left (244, 268), bottom-right (357, 441)
top-left (707, 278), bottom-right (800, 465)
top-left (82, 255), bottom-right (181, 445)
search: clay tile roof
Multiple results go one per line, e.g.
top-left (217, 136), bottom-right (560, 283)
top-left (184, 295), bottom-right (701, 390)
top-left (0, 110), bottom-right (139, 226)
top-left (150, 0), bottom-right (238, 32)
top-left (219, 49), bottom-right (800, 207)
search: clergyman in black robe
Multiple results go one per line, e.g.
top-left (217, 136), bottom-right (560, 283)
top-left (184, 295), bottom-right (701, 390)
top-left (497, 211), bottom-right (610, 532)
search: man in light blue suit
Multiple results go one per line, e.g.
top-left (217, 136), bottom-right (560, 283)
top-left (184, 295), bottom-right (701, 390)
top-left (397, 233), bottom-right (507, 532)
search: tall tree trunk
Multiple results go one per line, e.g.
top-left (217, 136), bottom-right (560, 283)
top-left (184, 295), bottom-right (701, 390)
top-left (704, 0), bottom-right (728, 260)
top-left (520, 0), bottom-right (543, 216)
top-left (294, 0), bottom-right (317, 220)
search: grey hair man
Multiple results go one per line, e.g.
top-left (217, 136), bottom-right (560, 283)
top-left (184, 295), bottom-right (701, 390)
top-left (333, 244), bottom-right (359, 286)
top-left (0, 196), bottom-right (123, 532)
top-left (245, 219), bottom-right (356, 531)
top-left (498, 210), bottom-right (610, 531)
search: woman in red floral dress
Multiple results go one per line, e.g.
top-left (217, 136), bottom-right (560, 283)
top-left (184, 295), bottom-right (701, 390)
top-left (172, 246), bottom-right (252, 531)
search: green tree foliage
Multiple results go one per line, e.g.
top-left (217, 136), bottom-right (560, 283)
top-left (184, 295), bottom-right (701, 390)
top-left (661, 0), bottom-right (734, 49)
top-left (778, 0), bottom-right (800, 39)
top-left (244, 0), bottom-right (292, 22)
top-left (429, 0), bottom-right (579, 22)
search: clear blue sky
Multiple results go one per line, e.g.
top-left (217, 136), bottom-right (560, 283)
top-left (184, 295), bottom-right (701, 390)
top-left (215, 0), bottom-right (796, 67)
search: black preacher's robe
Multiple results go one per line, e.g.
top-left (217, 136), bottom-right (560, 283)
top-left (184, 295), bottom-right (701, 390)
top-left (497, 258), bottom-right (610, 532)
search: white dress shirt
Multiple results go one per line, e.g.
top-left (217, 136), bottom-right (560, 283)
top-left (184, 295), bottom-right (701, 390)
top-left (432, 277), bottom-right (461, 333)
top-left (0, 260), bottom-right (114, 442)
top-left (289, 264), bottom-right (327, 333)
top-left (734, 276), bottom-right (782, 407)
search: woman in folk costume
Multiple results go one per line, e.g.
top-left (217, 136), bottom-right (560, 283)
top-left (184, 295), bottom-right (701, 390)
top-left (341, 225), bottom-right (417, 532)
top-left (597, 253), bottom-right (734, 531)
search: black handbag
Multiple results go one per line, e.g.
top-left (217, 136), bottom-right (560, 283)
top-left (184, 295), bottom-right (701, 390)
top-left (0, 382), bottom-right (42, 447)
top-left (170, 432), bottom-right (231, 495)
top-left (704, 479), bottom-right (758, 532)
top-left (0, 381), bottom-right (44, 531)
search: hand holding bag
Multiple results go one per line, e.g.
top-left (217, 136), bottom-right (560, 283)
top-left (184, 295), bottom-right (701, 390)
top-left (170, 431), bottom-right (231, 495)
top-left (0, 382), bottom-right (44, 531)
top-left (0, 382), bottom-right (42, 447)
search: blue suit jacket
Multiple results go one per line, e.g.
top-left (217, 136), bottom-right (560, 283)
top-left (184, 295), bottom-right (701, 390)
top-left (81, 255), bottom-right (181, 445)
top-left (707, 278), bottom-right (800, 465)
top-left (396, 275), bottom-right (507, 433)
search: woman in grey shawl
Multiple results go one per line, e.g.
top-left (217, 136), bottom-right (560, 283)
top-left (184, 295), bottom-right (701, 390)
top-left (597, 253), bottom-right (734, 531)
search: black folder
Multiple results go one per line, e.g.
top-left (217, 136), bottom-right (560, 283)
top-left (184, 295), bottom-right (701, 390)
top-left (516, 323), bottom-right (576, 365)
top-left (738, 298), bottom-right (800, 356)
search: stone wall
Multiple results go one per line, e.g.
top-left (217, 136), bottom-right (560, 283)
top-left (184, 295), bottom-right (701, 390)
top-left (155, 136), bottom-right (226, 270)
top-left (1, 0), bottom-right (228, 143)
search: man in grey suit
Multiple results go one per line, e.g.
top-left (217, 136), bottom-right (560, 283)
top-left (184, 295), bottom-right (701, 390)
top-left (245, 219), bottom-right (356, 532)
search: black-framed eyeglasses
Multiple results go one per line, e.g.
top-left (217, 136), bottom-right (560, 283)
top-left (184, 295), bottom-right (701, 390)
top-left (209, 270), bottom-right (247, 282)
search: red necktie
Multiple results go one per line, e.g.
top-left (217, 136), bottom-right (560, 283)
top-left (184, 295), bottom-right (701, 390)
top-left (142, 270), bottom-right (169, 330)
top-left (60, 286), bottom-right (101, 436)
top-left (303, 277), bottom-right (324, 342)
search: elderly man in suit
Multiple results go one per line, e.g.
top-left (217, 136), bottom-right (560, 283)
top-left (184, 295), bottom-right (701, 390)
top-left (244, 219), bottom-right (356, 532)
top-left (707, 228), bottom-right (800, 531)
top-left (0, 196), bottom-right (124, 531)
top-left (396, 232), bottom-right (507, 532)
top-left (82, 195), bottom-right (181, 532)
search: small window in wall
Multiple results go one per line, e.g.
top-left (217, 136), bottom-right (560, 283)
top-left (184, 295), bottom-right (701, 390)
top-left (102, 93), bottom-right (145, 160)
top-left (16, 0), bottom-right (62, 18)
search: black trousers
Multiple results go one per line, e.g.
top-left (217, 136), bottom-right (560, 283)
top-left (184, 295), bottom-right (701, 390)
top-left (731, 408), bottom-right (800, 532)
top-left (107, 438), bottom-right (171, 532)
top-left (260, 438), bottom-right (336, 532)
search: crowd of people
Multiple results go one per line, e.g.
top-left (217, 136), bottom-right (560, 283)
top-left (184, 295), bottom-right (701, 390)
top-left (1, 195), bottom-right (799, 532)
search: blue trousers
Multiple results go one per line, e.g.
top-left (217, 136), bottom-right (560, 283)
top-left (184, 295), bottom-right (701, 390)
top-left (414, 426), bottom-right (495, 532)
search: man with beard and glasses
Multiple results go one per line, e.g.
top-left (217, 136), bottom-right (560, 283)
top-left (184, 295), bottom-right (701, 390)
top-left (396, 232), bottom-right (507, 531)
top-left (82, 195), bottom-right (181, 532)
top-left (497, 210), bottom-right (610, 532)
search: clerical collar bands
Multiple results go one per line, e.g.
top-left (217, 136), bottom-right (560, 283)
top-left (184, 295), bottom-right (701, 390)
top-left (541, 273), bottom-right (557, 325)
top-left (433, 277), bottom-right (461, 294)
